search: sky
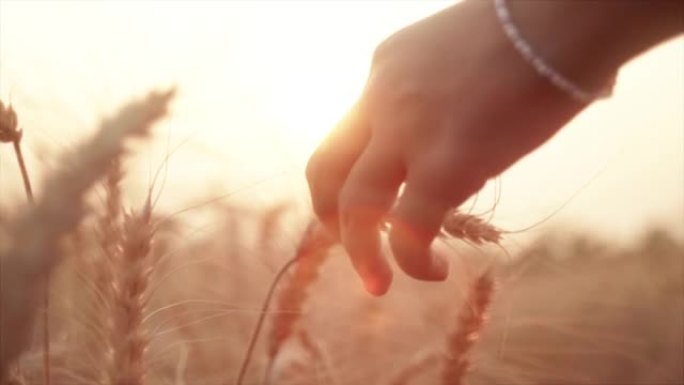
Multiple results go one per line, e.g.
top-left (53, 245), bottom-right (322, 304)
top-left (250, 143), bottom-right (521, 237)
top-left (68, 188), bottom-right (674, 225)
top-left (0, 0), bottom-right (682, 244)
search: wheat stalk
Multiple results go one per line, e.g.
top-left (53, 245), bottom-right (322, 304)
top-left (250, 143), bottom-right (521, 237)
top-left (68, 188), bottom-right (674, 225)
top-left (0, 99), bottom-right (50, 384)
top-left (235, 219), bottom-right (335, 385)
top-left (0, 88), bottom-right (174, 378)
top-left (236, 206), bottom-right (500, 385)
top-left (0, 101), bottom-right (33, 202)
top-left (441, 272), bottom-right (494, 385)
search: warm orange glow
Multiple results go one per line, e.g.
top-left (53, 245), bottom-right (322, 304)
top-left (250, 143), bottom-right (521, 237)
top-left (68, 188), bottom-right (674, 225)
top-left (0, 1), bottom-right (681, 240)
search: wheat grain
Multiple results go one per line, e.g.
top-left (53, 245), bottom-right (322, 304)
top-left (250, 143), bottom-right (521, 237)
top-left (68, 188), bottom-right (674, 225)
top-left (267, 221), bottom-right (334, 361)
top-left (0, 101), bottom-right (20, 144)
top-left (0, 88), bottom-right (174, 377)
top-left (235, 220), bottom-right (334, 385)
top-left (79, 159), bottom-right (124, 383)
top-left (441, 209), bottom-right (502, 245)
top-left (108, 195), bottom-right (155, 385)
top-left (441, 272), bottom-right (494, 385)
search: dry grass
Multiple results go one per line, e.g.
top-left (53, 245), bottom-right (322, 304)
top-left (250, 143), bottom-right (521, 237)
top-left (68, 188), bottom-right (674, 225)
top-left (0, 91), bottom-right (681, 385)
top-left (441, 272), bottom-right (494, 384)
top-left (441, 209), bottom-right (502, 245)
top-left (267, 221), bottom-right (335, 364)
top-left (0, 88), bottom-right (174, 379)
top-left (108, 196), bottom-right (155, 385)
top-left (1, 99), bottom-right (44, 384)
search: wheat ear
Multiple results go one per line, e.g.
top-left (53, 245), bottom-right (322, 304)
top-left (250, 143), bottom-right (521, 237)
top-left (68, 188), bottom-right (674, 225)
top-left (108, 194), bottom-right (155, 385)
top-left (0, 89), bottom-right (174, 377)
top-left (80, 159), bottom-right (123, 383)
top-left (0, 101), bottom-right (34, 202)
top-left (235, 220), bottom-right (335, 385)
top-left (441, 272), bottom-right (494, 385)
top-left (440, 209), bottom-right (502, 245)
top-left (267, 221), bottom-right (333, 360)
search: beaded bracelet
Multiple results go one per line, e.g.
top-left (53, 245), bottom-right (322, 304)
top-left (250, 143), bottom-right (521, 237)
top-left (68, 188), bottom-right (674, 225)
top-left (493, 0), bottom-right (614, 103)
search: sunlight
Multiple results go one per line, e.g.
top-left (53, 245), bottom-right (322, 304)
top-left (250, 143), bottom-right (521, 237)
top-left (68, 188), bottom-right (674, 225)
top-left (0, 2), bottom-right (682, 381)
top-left (0, 0), bottom-right (681, 238)
top-left (268, 60), bottom-right (368, 155)
top-left (219, 1), bottom-right (452, 160)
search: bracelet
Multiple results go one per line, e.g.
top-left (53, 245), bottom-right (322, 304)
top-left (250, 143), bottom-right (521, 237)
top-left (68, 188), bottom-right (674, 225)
top-left (493, 0), bottom-right (613, 103)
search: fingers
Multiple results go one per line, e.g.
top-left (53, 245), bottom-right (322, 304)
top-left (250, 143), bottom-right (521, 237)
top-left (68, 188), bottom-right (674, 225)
top-left (338, 137), bottom-right (405, 296)
top-left (388, 180), bottom-right (450, 282)
top-left (308, 96), bottom-right (489, 294)
top-left (389, 155), bottom-right (484, 281)
top-left (306, 103), bottom-right (371, 236)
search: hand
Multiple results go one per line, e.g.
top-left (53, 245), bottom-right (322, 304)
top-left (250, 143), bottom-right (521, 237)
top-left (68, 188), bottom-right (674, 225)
top-left (306, 0), bottom-right (587, 295)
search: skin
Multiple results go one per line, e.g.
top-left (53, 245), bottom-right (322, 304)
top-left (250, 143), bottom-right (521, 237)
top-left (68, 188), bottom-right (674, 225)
top-left (306, 0), bottom-right (683, 296)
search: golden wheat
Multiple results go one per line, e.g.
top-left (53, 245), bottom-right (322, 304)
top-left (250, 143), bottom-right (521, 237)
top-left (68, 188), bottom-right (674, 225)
top-left (0, 88), bottom-right (174, 378)
top-left (235, 220), bottom-right (335, 385)
top-left (76, 160), bottom-right (124, 383)
top-left (441, 209), bottom-right (502, 245)
top-left (267, 221), bottom-right (335, 361)
top-left (0, 99), bottom-right (48, 383)
top-left (0, 101), bottom-right (20, 144)
top-left (441, 272), bottom-right (494, 384)
top-left (109, 196), bottom-right (155, 385)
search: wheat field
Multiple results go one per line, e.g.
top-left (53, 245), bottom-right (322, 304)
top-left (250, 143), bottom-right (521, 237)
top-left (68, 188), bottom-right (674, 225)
top-left (0, 90), bottom-right (681, 385)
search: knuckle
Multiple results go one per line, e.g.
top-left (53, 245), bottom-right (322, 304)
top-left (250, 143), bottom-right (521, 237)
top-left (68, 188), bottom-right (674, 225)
top-left (339, 185), bottom-right (391, 226)
top-left (339, 204), bottom-right (367, 230)
top-left (306, 155), bottom-right (340, 192)
top-left (371, 39), bottom-right (391, 67)
top-left (337, 179), bottom-right (363, 210)
top-left (305, 155), bottom-right (319, 185)
top-left (311, 203), bottom-right (329, 224)
top-left (371, 30), bottom-right (403, 67)
top-left (411, 155), bottom-right (487, 204)
top-left (310, 196), bottom-right (337, 231)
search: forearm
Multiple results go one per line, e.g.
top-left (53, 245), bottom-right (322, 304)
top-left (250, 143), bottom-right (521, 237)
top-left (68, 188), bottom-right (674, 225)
top-left (504, 0), bottom-right (683, 94)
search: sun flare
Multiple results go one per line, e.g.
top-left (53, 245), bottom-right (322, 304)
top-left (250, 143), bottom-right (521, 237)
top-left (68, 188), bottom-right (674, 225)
top-left (268, 62), bottom-right (369, 154)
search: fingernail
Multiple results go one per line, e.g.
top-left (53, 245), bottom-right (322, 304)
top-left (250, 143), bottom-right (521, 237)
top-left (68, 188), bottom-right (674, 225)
top-left (360, 261), bottom-right (393, 296)
top-left (363, 274), bottom-right (391, 296)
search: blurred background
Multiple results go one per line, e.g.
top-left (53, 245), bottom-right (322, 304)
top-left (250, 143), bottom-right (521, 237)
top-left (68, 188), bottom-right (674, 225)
top-left (0, 0), bottom-right (682, 243)
top-left (0, 2), bottom-right (682, 384)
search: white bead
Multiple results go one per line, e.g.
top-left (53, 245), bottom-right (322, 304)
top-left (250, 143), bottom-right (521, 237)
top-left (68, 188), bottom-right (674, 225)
top-left (493, 0), bottom-right (609, 103)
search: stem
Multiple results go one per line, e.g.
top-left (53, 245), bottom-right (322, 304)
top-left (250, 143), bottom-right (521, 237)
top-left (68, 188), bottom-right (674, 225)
top-left (42, 283), bottom-right (51, 385)
top-left (234, 221), bottom-right (335, 385)
top-left (234, 255), bottom-right (299, 385)
top-left (12, 139), bottom-right (33, 202)
top-left (12, 138), bottom-right (50, 385)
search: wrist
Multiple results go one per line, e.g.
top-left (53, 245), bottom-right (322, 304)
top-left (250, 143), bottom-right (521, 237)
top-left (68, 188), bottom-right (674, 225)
top-left (502, 0), bottom-right (683, 98)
